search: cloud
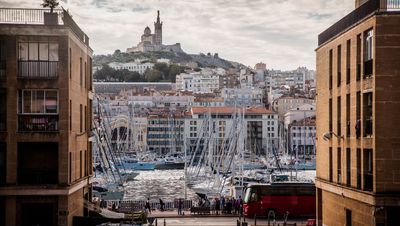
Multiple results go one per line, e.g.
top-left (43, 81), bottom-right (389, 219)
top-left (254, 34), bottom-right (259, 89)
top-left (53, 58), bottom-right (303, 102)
top-left (4, 0), bottom-right (354, 70)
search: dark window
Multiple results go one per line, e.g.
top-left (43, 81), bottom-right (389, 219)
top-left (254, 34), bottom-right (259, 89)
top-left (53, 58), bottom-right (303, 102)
top-left (363, 92), bottom-right (373, 137)
top-left (356, 92), bottom-right (361, 139)
top-left (0, 89), bottom-right (6, 131)
top-left (17, 142), bottom-right (58, 184)
top-left (80, 104), bottom-right (83, 133)
top-left (363, 149), bottom-right (373, 191)
top-left (69, 152), bottom-right (72, 183)
top-left (80, 150), bottom-right (83, 178)
top-left (346, 39), bottom-right (351, 84)
top-left (0, 143), bottom-right (6, 185)
top-left (337, 45), bottom-right (342, 87)
top-left (346, 148), bottom-right (351, 186)
top-left (84, 61), bottom-right (87, 88)
top-left (357, 148), bottom-right (361, 189)
top-left (89, 57), bottom-right (93, 90)
top-left (329, 147), bottom-right (333, 182)
top-left (363, 29), bottom-right (373, 78)
top-left (80, 57), bottom-right (82, 86)
top-left (84, 150), bottom-right (88, 176)
top-left (0, 40), bottom-right (5, 78)
top-left (387, 207), bottom-right (400, 226)
top-left (356, 34), bottom-right (361, 81)
top-left (346, 94), bottom-right (350, 138)
top-left (337, 96), bottom-right (341, 137)
top-left (329, 49), bottom-right (333, 89)
top-left (346, 209), bottom-right (352, 226)
top-left (70, 100), bottom-right (72, 131)
top-left (69, 48), bottom-right (72, 79)
top-left (84, 106), bottom-right (87, 132)
top-left (337, 148), bottom-right (342, 183)
top-left (329, 98), bottom-right (333, 132)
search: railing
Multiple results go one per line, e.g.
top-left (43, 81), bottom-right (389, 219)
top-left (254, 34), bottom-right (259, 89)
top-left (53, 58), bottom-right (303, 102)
top-left (17, 169), bottom-right (58, 184)
top-left (382, 0), bottom-right (400, 10)
top-left (18, 115), bottom-right (58, 132)
top-left (364, 59), bottom-right (373, 78)
top-left (117, 200), bottom-right (193, 213)
top-left (18, 60), bottom-right (58, 78)
top-left (0, 8), bottom-right (90, 45)
top-left (364, 118), bottom-right (373, 137)
top-left (0, 60), bottom-right (5, 78)
top-left (0, 8), bottom-right (63, 24)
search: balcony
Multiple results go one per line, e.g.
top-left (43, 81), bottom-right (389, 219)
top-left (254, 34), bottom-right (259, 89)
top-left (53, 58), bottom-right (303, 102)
top-left (18, 61), bottom-right (58, 78)
top-left (18, 115), bottom-right (58, 132)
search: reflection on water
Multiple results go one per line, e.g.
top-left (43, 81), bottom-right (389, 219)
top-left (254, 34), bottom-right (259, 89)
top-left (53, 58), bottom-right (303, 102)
top-left (123, 170), bottom-right (198, 202)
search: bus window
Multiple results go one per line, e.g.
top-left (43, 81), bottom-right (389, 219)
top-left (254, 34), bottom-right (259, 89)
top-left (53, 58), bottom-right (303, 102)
top-left (244, 187), bottom-right (259, 203)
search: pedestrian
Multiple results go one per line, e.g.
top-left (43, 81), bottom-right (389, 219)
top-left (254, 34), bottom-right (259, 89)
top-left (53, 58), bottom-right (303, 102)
top-left (231, 197), bottom-right (236, 214)
top-left (211, 197), bottom-right (216, 214)
top-left (226, 198), bottom-right (232, 214)
top-left (178, 198), bottom-right (183, 215)
top-left (145, 198), bottom-right (151, 214)
top-left (238, 196), bottom-right (243, 218)
top-left (215, 198), bottom-right (220, 215)
top-left (159, 198), bottom-right (165, 211)
top-left (221, 196), bottom-right (225, 213)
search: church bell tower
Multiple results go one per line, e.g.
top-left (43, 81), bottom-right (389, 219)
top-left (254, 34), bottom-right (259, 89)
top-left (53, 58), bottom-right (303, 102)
top-left (154, 10), bottom-right (163, 45)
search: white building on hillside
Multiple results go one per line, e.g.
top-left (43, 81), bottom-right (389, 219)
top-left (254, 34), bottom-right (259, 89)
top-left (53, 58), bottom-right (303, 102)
top-left (176, 70), bottom-right (220, 93)
top-left (222, 88), bottom-right (263, 107)
top-left (283, 103), bottom-right (316, 129)
top-left (108, 61), bottom-right (154, 74)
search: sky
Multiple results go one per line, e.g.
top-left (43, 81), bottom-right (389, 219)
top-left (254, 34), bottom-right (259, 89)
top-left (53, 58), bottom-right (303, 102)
top-left (2, 0), bottom-right (354, 70)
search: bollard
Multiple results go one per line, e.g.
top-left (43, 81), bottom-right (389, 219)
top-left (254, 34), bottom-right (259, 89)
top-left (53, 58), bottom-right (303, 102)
top-left (254, 214), bottom-right (257, 226)
top-left (164, 218), bottom-right (166, 226)
top-left (237, 219), bottom-right (240, 226)
top-left (155, 218), bottom-right (158, 226)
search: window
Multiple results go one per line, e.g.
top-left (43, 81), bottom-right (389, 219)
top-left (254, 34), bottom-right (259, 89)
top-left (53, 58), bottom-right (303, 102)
top-left (329, 98), bottom-right (332, 132)
top-left (337, 148), bottom-right (342, 183)
top-left (0, 143), bottom-right (5, 185)
top-left (69, 48), bottom-right (72, 79)
top-left (329, 49), bottom-right (333, 89)
top-left (0, 40), bottom-right (5, 78)
top-left (80, 150), bottom-right (83, 178)
top-left (17, 90), bottom-right (58, 131)
top-left (346, 209), bottom-right (352, 226)
top-left (357, 149), bottom-right (361, 189)
top-left (356, 34), bottom-right (361, 81)
top-left (80, 57), bottom-right (83, 86)
top-left (346, 94), bottom-right (350, 138)
top-left (346, 148), bottom-right (351, 186)
top-left (18, 40), bottom-right (58, 78)
top-left (364, 29), bottom-right (373, 77)
top-left (363, 149), bottom-right (373, 191)
top-left (18, 90), bottom-right (58, 114)
top-left (80, 104), bottom-right (83, 133)
top-left (329, 147), bottom-right (333, 182)
top-left (346, 39), bottom-right (351, 84)
top-left (363, 92), bottom-right (373, 137)
top-left (337, 96), bottom-right (341, 137)
top-left (69, 152), bottom-right (72, 183)
top-left (69, 100), bottom-right (72, 130)
top-left (0, 89), bottom-right (5, 131)
top-left (337, 45), bottom-right (341, 87)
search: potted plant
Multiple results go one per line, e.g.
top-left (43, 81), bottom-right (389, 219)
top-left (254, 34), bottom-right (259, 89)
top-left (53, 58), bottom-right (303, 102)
top-left (42, 0), bottom-right (59, 25)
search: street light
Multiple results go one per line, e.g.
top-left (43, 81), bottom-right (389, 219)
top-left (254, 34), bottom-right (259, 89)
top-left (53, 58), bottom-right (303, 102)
top-left (322, 131), bottom-right (344, 141)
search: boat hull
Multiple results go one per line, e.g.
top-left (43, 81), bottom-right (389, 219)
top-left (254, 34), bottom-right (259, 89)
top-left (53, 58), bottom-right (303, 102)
top-left (155, 162), bottom-right (185, 170)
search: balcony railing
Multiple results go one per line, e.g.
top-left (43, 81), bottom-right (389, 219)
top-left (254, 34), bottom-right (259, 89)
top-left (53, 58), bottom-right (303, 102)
top-left (18, 60), bottom-right (58, 78)
top-left (0, 8), bottom-right (90, 45)
top-left (18, 115), bottom-right (58, 132)
top-left (382, 0), bottom-right (400, 10)
top-left (364, 118), bottom-right (373, 137)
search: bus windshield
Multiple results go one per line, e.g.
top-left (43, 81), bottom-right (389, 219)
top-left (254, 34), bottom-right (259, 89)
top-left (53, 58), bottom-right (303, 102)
top-left (244, 187), bottom-right (251, 203)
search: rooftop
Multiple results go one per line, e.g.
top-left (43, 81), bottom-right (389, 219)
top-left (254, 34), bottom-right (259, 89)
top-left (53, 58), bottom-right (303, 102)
top-left (191, 107), bottom-right (275, 115)
top-left (0, 8), bottom-right (89, 46)
top-left (318, 0), bottom-right (400, 46)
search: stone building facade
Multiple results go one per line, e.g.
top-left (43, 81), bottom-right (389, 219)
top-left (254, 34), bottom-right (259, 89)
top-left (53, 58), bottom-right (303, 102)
top-left (316, 0), bottom-right (400, 225)
top-left (0, 9), bottom-right (93, 226)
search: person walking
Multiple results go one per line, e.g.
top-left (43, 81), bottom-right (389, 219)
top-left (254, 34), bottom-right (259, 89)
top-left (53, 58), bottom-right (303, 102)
top-left (215, 198), bottom-right (220, 215)
top-left (211, 197), bottom-right (216, 214)
top-left (159, 198), bottom-right (165, 211)
top-left (221, 196), bottom-right (225, 214)
top-left (177, 198), bottom-right (183, 215)
top-left (145, 198), bottom-right (151, 214)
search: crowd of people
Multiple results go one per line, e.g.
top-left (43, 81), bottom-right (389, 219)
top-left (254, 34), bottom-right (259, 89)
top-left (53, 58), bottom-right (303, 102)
top-left (209, 196), bottom-right (243, 215)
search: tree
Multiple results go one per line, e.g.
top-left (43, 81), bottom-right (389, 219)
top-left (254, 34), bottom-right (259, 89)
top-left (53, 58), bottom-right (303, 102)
top-left (93, 64), bottom-right (115, 81)
top-left (145, 69), bottom-right (162, 82)
top-left (168, 64), bottom-right (185, 82)
top-left (153, 63), bottom-right (169, 80)
top-left (41, 0), bottom-right (59, 13)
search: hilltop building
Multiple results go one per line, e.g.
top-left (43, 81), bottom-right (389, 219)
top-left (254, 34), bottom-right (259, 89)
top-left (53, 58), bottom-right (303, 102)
top-left (127, 11), bottom-right (183, 53)
top-left (316, 0), bottom-right (400, 225)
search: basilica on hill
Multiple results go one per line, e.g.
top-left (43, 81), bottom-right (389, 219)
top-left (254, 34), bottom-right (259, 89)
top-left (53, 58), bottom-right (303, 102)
top-left (127, 10), bottom-right (184, 53)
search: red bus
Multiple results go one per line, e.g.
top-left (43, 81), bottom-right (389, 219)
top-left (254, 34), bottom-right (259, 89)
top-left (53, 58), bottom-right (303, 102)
top-left (243, 182), bottom-right (316, 218)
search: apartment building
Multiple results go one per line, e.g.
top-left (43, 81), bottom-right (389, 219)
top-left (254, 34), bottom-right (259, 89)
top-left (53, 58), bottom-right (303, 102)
top-left (0, 8), bottom-right (93, 226)
top-left (316, 0), bottom-right (400, 225)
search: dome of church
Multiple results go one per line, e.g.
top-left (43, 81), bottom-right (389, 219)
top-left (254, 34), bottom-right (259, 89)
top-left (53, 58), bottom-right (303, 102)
top-left (144, 26), bottom-right (151, 35)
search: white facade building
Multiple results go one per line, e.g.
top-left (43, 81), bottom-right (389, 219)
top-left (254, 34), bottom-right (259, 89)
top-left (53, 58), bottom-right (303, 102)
top-left (283, 103), bottom-right (316, 129)
top-left (222, 88), bottom-right (264, 107)
top-left (176, 70), bottom-right (220, 93)
top-left (289, 117), bottom-right (316, 155)
top-left (108, 61), bottom-right (154, 75)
